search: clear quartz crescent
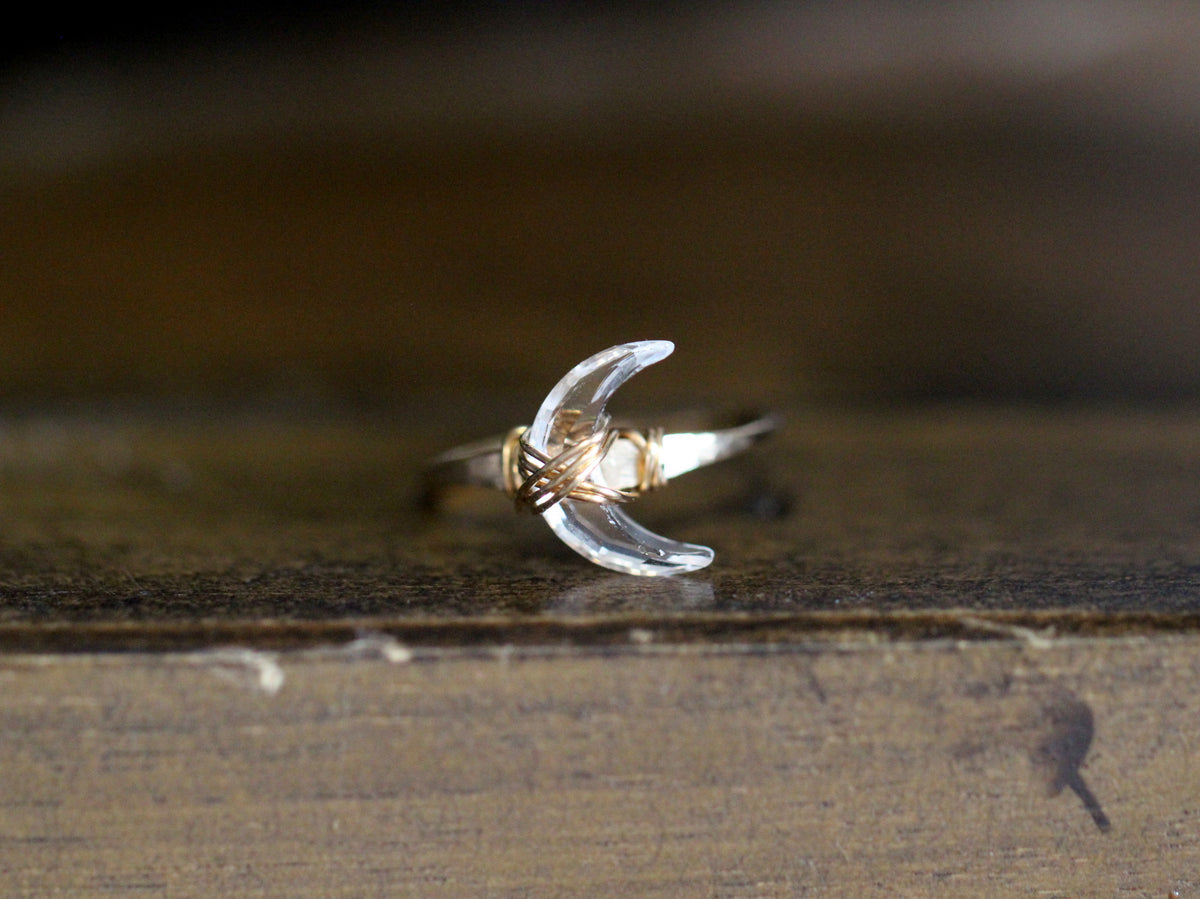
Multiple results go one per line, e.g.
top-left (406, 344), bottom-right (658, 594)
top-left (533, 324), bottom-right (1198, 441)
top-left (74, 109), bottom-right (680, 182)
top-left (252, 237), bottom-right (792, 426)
top-left (525, 340), bottom-right (715, 576)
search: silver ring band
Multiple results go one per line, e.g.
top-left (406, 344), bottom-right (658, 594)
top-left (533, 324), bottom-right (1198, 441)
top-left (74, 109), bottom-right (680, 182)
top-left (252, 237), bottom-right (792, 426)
top-left (427, 414), bottom-right (779, 510)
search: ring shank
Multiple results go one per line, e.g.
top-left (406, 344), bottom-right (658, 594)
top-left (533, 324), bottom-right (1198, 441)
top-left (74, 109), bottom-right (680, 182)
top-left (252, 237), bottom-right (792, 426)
top-left (425, 414), bottom-right (779, 500)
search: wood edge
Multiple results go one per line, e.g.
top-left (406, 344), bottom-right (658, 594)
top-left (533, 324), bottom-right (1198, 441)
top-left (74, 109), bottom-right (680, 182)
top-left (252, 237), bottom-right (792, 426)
top-left (1, 608), bottom-right (1198, 654)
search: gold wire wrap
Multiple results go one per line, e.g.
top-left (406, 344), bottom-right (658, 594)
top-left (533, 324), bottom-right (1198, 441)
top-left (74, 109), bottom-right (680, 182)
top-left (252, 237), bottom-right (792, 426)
top-left (503, 424), bottom-right (668, 515)
top-left (614, 426), bottom-right (668, 495)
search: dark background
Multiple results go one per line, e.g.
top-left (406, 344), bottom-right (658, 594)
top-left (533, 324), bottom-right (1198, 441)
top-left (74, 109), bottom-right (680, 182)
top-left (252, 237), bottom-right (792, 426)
top-left (4, 1), bottom-right (1200, 412)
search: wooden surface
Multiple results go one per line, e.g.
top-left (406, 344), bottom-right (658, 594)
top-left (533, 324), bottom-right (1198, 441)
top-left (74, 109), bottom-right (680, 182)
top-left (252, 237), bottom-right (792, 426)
top-left (2, 632), bottom-right (1197, 897)
top-left (2, 406), bottom-right (1199, 632)
top-left (0, 406), bottom-right (1195, 894)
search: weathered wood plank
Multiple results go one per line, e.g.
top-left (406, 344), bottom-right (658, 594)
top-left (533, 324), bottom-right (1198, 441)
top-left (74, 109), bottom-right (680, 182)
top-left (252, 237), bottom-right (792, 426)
top-left (0, 634), bottom-right (1195, 896)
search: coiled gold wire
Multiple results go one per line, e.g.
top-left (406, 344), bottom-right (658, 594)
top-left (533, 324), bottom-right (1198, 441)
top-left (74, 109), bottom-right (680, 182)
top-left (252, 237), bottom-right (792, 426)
top-left (503, 424), bottom-right (667, 515)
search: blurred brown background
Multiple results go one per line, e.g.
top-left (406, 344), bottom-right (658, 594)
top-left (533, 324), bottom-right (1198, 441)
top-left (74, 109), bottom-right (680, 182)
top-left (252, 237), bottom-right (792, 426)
top-left (4, 1), bottom-right (1200, 413)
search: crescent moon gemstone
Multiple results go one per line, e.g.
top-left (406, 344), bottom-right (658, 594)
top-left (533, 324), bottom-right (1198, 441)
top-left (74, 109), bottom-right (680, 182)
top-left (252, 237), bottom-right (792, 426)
top-left (524, 340), bottom-right (716, 576)
top-left (425, 341), bottom-right (778, 576)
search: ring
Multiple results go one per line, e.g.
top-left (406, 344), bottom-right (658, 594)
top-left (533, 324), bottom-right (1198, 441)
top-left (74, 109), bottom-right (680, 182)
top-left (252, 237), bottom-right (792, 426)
top-left (425, 340), bottom-right (778, 576)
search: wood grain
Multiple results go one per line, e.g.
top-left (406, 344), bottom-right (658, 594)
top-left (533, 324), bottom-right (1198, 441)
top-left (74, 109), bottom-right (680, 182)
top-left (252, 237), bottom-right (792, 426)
top-left (2, 407), bottom-right (1199, 625)
top-left (0, 633), bottom-right (1196, 896)
top-left (0, 404), bottom-right (1195, 894)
